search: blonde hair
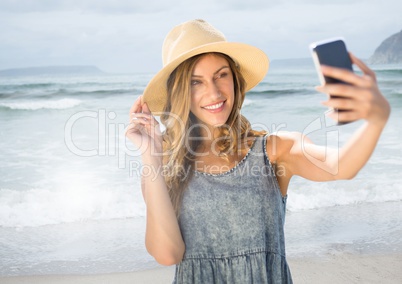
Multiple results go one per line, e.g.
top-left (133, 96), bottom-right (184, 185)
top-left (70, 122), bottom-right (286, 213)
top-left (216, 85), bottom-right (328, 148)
top-left (160, 52), bottom-right (266, 216)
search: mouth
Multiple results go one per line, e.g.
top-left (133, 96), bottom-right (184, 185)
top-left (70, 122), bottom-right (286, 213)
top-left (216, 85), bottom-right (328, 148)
top-left (202, 100), bottom-right (226, 112)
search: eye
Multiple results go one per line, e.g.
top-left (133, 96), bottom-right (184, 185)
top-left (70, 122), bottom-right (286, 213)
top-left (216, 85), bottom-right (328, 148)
top-left (215, 72), bottom-right (228, 80)
top-left (191, 80), bottom-right (201, 86)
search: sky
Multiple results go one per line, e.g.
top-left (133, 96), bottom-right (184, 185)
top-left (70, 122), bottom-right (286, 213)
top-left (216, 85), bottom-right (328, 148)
top-left (1, 0), bottom-right (401, 73)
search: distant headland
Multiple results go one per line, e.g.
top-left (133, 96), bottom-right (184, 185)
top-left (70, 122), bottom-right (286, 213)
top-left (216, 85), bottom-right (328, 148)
top-left (368, 30), bottom-right (402, 64)
top-left (0, 65), bottom-right (105, 76)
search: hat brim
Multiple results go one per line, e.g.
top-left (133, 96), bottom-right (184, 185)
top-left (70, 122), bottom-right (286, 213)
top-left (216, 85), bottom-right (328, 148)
top-left (142, 41), bottom-right (269, 114)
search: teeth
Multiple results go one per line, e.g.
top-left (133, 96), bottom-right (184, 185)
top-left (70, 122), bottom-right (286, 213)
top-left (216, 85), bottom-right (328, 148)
top-left (204, 102), bottom-right (224, 110)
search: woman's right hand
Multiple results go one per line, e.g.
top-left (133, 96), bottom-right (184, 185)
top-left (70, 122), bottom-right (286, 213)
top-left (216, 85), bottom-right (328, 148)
top-left (125, 95), bottom-right (163, 156)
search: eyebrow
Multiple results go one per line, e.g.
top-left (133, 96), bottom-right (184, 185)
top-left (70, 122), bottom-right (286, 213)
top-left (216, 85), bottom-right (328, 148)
top-left (191, 66), bottom-right (230, 78)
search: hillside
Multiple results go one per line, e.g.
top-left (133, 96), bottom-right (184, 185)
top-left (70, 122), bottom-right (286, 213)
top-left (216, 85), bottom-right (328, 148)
top-left (0, 65), bottom-right (105, 76)
top-left (368, 30), bottom-right (402, 64)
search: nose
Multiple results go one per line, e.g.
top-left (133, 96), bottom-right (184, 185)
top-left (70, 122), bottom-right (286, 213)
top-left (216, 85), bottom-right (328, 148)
top-left (205, 80), bottom-right (221, 99)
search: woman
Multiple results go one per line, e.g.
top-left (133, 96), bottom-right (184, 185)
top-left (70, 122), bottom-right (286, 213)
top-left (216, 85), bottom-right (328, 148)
top-left (125, 19), bottom-right (390, 283)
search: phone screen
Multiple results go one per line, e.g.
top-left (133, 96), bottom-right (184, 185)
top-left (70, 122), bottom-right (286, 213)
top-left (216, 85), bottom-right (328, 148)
top-left (310, 38), bottom-right (353, 85)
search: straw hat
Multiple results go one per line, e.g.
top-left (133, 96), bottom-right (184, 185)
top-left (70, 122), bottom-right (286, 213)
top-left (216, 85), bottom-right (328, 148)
top-left (142, 19), bottom-right (269, 114)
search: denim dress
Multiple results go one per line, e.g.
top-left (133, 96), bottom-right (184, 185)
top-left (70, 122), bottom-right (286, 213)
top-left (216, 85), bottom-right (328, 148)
top-left (173, 135), bottom-right (293, 283)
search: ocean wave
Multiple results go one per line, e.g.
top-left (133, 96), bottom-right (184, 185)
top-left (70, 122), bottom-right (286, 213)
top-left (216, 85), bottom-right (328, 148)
top-left (0, 98), bottom-right (82, 110)
top-left (0, 187), bottom-right (145, 227)
top-left (374, 67), bottom-right (402, 74)
top-left (287, 178), bottom-right (402, 212)
top-left (247, 88), bottom-right (311, 96)
top-left (50, 88), bottom-right (136, 97)
top-left (0, 86), bottom-right (137, 98)
top-left (0, 82), bottom-right (56, 91)
top-left (242, 98), bottom-right (253, 107)
top-left (0, 79), bottom-right (140, 99)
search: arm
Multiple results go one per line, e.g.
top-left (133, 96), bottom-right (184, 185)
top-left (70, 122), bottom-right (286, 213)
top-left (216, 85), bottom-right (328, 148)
top-left (125, 96), bottom-right (185, 265)
top-left (270, 54), bottom-right (390, 194)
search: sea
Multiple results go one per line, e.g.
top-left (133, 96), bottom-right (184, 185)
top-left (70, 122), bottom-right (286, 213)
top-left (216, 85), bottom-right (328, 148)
top-left (1, 60), bottom-right (401, 277)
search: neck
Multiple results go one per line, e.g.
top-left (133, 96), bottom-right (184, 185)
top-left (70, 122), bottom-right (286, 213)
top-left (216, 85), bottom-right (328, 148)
top-left (197, 123), bottom-right (226, 150)
top-left (195, 125), bottom-right (248, 159)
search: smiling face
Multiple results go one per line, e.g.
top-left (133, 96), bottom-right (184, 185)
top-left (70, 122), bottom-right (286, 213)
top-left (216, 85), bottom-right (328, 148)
top-left (190, 53), bottom-right (235, 128)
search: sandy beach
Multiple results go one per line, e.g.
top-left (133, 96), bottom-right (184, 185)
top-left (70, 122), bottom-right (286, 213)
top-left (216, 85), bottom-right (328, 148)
top-left (288, 253), bottom-right (402, 284)
top-left (1, 252), bottom-right (401, 284)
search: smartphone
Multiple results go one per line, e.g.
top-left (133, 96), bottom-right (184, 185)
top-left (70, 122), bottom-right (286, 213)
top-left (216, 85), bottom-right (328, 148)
top-left (310, 38), bottom-right (354, 124)
top-left (310, 38), bottom-right (353, 85)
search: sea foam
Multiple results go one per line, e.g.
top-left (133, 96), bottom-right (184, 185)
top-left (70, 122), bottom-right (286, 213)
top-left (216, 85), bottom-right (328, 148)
top-left (0, 187), bottom-right (145, 227)
top-left (0, 98), bottom-right (82, 110)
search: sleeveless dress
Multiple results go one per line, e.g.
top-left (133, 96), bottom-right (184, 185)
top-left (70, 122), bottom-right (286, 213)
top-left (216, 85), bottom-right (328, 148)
top-left (173, 135), bottom-right (293, 283)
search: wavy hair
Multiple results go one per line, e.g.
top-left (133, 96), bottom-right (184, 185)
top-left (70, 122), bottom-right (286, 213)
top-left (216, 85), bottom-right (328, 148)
top-left (160, 52), bottom-right (266, 217)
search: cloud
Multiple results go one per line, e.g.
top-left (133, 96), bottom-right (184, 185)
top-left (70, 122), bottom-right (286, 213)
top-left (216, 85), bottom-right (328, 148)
top-left (212, 0), bottom-right (282, 11)
top-left (0, 0), bottom-right (172, 14)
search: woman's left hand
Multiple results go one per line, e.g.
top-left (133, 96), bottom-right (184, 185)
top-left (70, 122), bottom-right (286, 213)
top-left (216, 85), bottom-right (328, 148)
top-left (316, 53), bottom-right (391, 125)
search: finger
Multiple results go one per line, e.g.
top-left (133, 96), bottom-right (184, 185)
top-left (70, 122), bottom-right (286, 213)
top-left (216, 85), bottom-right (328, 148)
top-left (125, 118), bottom-right (152, 136)
top-left (125, 120), bottom-right (142, 136)
top-left (130, 119), bottom-right (158, 138)
top-left (138, 104), bottom-right (160, 126)
top-left (316, 84), bottom-right (358, 98)
top-left (131, 113), bottom-right (160, 129)
top-left (320, 65), bottom-right (364, 87)
top-left (327, 109), bottom-right (360, 123)
top-left (129, 95), bottom-right (143, 117)
top-left (321, 97), bottom-right (356, 111)
top-left (131, 116), bottom-right (153, 126)
top-left (131, 113), bottom-right (152, 121)
top-left (349, 53), bottom-right (376, 80)
top-left (142, 102), bottom-right (151, 115)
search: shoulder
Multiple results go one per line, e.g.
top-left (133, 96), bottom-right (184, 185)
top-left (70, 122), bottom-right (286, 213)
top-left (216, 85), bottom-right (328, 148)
top-left (265, 131), bottom-right (311, 164)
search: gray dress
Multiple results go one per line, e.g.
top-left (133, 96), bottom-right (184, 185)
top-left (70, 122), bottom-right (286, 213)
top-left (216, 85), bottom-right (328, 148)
top-left (173, 135), bottom-right (293, 283)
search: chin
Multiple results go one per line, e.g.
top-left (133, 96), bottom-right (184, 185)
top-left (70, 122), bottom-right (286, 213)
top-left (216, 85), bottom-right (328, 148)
top-left (192, 113), bottom-right (231, 129)
top-left (207, 119), bottom-right (229, 128)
